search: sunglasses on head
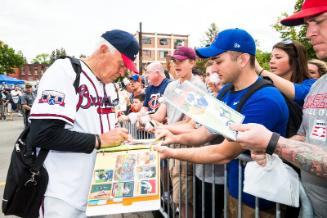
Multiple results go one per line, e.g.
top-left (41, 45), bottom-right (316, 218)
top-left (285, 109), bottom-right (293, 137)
top-left (281, 39), bottom-right (298, 57)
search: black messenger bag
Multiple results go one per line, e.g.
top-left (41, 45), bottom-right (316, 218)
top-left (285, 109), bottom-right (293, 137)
top-left (2, 126), bottom-right (49, 218)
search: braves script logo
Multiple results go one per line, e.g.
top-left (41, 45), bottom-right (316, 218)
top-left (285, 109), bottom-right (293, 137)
top-left (38, 90), bottom-right (65, 106)
top-left (76, 85), bottom-right (118, 114)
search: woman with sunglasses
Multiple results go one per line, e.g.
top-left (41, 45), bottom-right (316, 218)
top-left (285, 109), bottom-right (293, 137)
top-left (256, 40), bottom-right (315, 106)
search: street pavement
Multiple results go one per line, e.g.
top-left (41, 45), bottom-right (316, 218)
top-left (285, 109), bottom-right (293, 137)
top-left (0, 116), bottom-right (155, 218)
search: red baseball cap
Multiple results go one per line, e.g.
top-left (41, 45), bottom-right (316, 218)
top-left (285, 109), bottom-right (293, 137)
top-left (172, 46), bottom-right (196, 61)
top-left (281, 0), bottom-right (327, 26)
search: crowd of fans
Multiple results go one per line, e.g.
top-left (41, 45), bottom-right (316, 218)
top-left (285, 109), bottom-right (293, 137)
top-left (2, 1), bottom-right (327, 217)
top-left (112, 7), bottom-right (327, 216)
top-left (112, 37), bottom-right (327, 217)
top-left (0, 84), bottom-right (36, 126)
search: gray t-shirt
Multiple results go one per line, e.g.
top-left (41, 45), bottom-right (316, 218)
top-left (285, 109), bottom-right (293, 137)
top-left (297, 73), bottom-right (327, 218)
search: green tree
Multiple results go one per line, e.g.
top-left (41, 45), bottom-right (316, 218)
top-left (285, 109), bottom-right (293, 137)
top-left (32, 53), bottom-right (50, 65)
top-left (201, 23), bottom-right (219, 46)
top-left (195, 58), bottom-right (207, 73)
top-left (272, 0), bottom-right (315, 59)
top-left (256, 49), bottom-right (271, 70)
top-left (196, 23), bottom-right (219, 72)
top-left (0, 41), bottom-right (25, 74)
top-left (50, 48), bottom-right (67, 64)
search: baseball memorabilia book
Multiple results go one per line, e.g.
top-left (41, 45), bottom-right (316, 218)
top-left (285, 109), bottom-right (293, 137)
top-left (86, 139), bottom-right (161, 216)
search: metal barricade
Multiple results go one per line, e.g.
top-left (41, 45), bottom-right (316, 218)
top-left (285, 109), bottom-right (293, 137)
top-left (121, 121), bottom-right (313, 218)
top-left (120, 120), bottom-right (155, 139)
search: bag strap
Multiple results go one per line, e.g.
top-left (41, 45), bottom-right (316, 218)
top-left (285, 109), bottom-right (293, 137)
top-left (32, 150), bottom-right (49, 172)
top-left (218, 79), bottom-right (273, 112)
top-left (65, 56), bottom-right (82, 93)
top-left (30, 57), bottom-right (82, 171)
top-left (236, 79), bottom-right (273, 111)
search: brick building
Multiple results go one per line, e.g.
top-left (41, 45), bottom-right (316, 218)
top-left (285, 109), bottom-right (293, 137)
top-left (135, 32), bottom-right (189, 72)
top-left (11, 64), bottom-right (49, 82)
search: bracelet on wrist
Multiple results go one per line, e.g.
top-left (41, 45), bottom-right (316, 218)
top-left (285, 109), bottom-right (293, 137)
top-left (96, 134), bottom-right (102, 150)
top-left (266, 132), bottom-right (280, 155)
top-left (258, 69), bottom-right (265, 76)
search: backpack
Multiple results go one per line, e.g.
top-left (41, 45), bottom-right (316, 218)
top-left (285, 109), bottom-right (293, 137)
top-left (218, 77), bottom-right (303, 138)
top-left (2, 57), bottom-right (82, 218)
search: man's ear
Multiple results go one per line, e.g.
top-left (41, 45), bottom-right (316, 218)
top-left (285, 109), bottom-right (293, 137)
top-left (99, 44), bottom-right (108, 54)
top-left (189, 59), bottom-right (196, 66)
top-left (238, 53), bottom-right (250, 68)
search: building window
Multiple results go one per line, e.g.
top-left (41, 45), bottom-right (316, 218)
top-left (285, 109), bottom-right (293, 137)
top-left (159, 51), bottom-right (168, 59)
top-left (174, 39), bottom-right (184, 48)
top-left (159, 38), bottom-right (169, 45)
top-left (142, 50), bottom-right (152, 57)
top-left (142, 37), bottom-right (152, 45)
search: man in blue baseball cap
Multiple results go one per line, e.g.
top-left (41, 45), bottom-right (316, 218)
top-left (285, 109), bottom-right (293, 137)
top-left (22, 29), bottom-right (138, 217)
top-left (155, 28), bottom-right (289, 217)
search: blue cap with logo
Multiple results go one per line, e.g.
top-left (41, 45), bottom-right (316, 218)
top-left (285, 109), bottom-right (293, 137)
top-left (196, 28), bottom-right (256, 58)
top-left (101, 29), bottom-right (139, 73)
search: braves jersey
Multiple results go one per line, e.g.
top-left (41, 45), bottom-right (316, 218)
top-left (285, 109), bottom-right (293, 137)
top-left (30, 58), bottom-right (117, 211)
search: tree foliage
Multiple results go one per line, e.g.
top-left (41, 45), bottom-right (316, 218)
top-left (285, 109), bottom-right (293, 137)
top-left (201, 23), bottom-right (219, 47)
top-left (272, 0), bottom-right (315, 59)
top-left (50, 48), bottom-right (67, 64)
top-left (256, 49), bottom-right (271, 70)
top-left (32, 53), bottom-right (50, 65)
top-left (196, 23), bottom-right (219, 72)
top-left (0, 41), bottom-right (26, 74)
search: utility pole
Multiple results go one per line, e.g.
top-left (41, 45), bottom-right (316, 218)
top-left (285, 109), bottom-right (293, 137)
top-left (138, 22), bottom-right (143, 74)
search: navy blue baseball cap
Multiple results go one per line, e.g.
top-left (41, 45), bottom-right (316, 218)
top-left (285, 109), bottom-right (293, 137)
top-left (101, 29), bottom-right (139, 73)
top-left (196, 28), bottom-right (256, 58)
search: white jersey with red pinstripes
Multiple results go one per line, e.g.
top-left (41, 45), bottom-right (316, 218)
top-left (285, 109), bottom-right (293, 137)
top-left (30, 58), bottom-right (117, 211)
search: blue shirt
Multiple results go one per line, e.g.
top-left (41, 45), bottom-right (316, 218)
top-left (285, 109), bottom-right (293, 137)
top-left (294, 78), bottom-right (316, 106)
top-left (144, 78), bottom-right (170, 113)
top-left (218, 78), bottom-right (289, 209)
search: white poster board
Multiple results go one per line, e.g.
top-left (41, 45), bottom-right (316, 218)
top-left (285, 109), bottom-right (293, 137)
top-left (164, 81), bottom-right (244, 140)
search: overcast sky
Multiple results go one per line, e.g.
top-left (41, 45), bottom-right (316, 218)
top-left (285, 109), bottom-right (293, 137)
top-left (1, 0), bottom-right (296, 62)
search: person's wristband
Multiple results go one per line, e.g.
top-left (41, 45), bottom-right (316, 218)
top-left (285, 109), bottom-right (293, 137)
top-left (266, 132), bottom-right (280, 155)
top-left (95, 134), bottom-right (102, 150)
top-left (258, 69), bottom-right (265, 76)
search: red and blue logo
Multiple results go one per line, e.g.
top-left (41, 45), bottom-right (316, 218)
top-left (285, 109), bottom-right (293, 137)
top-left (38, 90), bottom-right (65, 106)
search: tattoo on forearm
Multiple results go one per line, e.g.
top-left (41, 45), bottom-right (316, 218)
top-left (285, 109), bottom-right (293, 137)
top-left (275, 138), bottom-right (327, 179)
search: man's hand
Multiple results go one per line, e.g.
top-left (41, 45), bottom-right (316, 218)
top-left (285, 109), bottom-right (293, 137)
top-left (155, 128), bottom-right (178, 145)
top-left (154, 145), bottom-right (174, 159)
top-left (231, 123), bottom-right (273, 151)
top-left (251, 150), bottom-right (267, 166)
top-left (100, 128), bottom-right (130, 148)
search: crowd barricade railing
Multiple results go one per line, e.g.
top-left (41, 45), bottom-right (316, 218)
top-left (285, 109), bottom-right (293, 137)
top-left (119, 120), bottom-right (313, 218)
